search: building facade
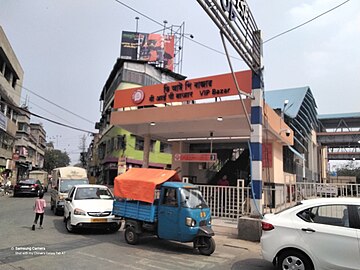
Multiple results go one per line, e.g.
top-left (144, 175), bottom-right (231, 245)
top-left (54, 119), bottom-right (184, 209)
top-left (29, 123), bottom-right (46, 169)
top-left (265, 86), bottom-right (320, 183)
top-left (90, 59), bottom-right (185, 185)
top-left (0, 26), bottom-right (24, 184)
top-left (0, 26), bottom-right (47, 184)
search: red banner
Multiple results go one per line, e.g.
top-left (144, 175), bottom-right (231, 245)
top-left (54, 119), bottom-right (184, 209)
top-left (113, 70), bottom-right (252, 109)
top-left (174, 153), bottom-right (217, 163)
top-left (262, 143), bottom-right (273, 168)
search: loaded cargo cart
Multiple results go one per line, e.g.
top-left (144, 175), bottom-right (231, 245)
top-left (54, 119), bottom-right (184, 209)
top-left (113, 168), bottom-right (216, 255)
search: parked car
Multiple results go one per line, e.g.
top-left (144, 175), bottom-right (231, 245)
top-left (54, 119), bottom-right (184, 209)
top-left (261, 197), bottom-right (360, 270)
top-left (13, 179), bottom-right (44, 197)
top-left (63, 184), bottom-right (121, 233)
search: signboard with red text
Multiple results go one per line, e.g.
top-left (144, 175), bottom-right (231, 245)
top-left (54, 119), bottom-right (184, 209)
top-left (113, 70), bottom-right (251, 109)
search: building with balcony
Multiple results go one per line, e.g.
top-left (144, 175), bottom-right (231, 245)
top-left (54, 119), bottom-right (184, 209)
top-left (14, 107), bottom-right (31, 179)
top-left (1, 26), bottom-right (47, 183)
top-left (29, 123), bottom-right (46, 169)
top-left (90, 59), bottom-right (185, 185)
top-left (0, 26), bottom-right (24, 184)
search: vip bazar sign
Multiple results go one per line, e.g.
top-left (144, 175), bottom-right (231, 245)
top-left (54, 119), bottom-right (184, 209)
top-left (220, 0), bottom-right (249, 22)
top-left (113, 70), bottom-right (251, 109)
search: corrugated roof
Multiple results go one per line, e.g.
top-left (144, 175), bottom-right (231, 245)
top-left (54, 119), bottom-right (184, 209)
top-left (265, 86), bottom-right (310, 118)
top-left (318, 112), bottom-right (360, 119)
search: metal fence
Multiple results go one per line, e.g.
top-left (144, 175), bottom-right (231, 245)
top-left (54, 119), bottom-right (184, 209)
top-left (198, 181), bottom-right (360, 219)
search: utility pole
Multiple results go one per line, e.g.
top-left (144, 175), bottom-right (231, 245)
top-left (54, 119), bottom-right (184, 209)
top-left (79, 134), bottom-right (87, 168)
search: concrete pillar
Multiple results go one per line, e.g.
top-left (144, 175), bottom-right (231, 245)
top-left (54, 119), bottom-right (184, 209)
top-left (142, 135), bottom-right (150, 168)
top-left (250, 73), bottom-right (264, 217)
top-left (171, 141), bottom-right (190, 177)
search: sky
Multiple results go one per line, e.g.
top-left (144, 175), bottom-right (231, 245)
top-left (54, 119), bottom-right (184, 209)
top-left (0, 0), bottom-right (359, 164)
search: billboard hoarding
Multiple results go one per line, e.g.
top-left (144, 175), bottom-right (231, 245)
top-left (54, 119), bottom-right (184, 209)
top-left (120, 31), bottom-right (175, 71)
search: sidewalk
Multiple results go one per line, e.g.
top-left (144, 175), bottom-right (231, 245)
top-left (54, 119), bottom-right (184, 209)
top-left (211, 218), bottom-right (262, 256)
top-left (211, 218), bottom-right (239, 238)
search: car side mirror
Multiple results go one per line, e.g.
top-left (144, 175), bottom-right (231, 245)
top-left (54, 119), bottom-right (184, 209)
top-left (65, 198), bottom-right (71, 202)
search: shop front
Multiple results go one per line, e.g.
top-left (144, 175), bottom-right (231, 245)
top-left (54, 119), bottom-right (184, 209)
top-left (110, 70), bottom-right (293, 188)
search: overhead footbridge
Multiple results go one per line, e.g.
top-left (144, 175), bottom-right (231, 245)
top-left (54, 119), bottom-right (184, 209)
top-left (318, 113), bottom-right (360, 160)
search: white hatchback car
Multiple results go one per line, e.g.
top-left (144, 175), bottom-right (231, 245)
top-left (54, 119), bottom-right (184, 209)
top-left (64, 184), bottom-right (121, 233)
top-left (261, 197), bottom-right (360, 270)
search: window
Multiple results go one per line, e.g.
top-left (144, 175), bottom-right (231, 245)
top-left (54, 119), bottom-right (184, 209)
top-left (162, 188), bottom-right (178, 207)
top-left (12, 111), bottom-right (17, 123)
top-left (18, 123), bottom-right (28, 132)
top-left (6, 106), bottom-right (11, 118)
top-left (98, 143), bottom-right (105, 159)
top-left (133, 136), bottom-right (157, 152)
top-left (109, 138), bottom-right (114, 152)
top-left (0, 98), bottom-right (5, 113)
top-left (0, 56), bottom-right (4, 74)
top-left (12, 78), bottom-right (17, 88)
top-left (150, 140), bottom-right (156, 152)
top-left (117, 135), bottom-right (126, 150)
top-left (135, 136), bottom-right (144, 151)
top-left (68, 187), bottom-right (75, 200)
top-left (4, 67), bottom-right (11, 82)
top-left (298, 204), bottom-right (349, 227)
top-left (160, 142), bottom-right (172, 153)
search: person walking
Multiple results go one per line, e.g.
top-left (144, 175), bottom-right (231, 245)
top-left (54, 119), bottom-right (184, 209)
top-left (32, 192), bottom-right (46, 230)
top-left (4, 178), bottom-right (11, 195)
top-left (217, 175), bottom-right (229, 186)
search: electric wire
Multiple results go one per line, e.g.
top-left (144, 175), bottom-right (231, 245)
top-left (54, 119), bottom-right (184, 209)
top-left (263, 0), bottom-right (350, 44)
top-left (1, 99), bottom-right (94, 134)
top-left (1, 1), bottom-right (348, 137)
top-left (20, 84), bottom-right (95, 125)
top-left (112, 0), bottom-right (243, 61)
top-left (113, 0), bottom-right (351, 59)
top-left (20, 96), bottom-right (75, 126)
top-left (0, 72), bottom-right (94, 128)
top-left (113, 0), bottom-right (163, 27)
top-left (1, 1), bottom-right (350, 169)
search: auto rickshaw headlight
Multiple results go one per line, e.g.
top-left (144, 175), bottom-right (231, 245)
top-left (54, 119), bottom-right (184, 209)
top-left (185, 217), bottom-right (196, 227)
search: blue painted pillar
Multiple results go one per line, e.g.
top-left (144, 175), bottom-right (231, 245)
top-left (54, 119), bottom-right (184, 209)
top-left (250, 72), bottom-right (264, 217)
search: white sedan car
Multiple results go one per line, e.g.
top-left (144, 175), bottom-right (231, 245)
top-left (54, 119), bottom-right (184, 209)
top-left (261, 197), bottom-right (360, 270)
top-left (64, 184), bottom-right (121, 233)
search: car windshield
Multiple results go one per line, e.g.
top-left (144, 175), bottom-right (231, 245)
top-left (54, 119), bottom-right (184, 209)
top-left (59, 179), bottom-right (88, 193)
top-left (180, 188), bottom-right (208, 209)
top-left (75, 187), bottom-right (113, 200)
top-left (19, 179), bottom-right (37, 184)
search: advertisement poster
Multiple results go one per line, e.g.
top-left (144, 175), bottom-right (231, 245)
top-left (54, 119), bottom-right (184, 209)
top-left (120, 31), bottom-right (175, 71)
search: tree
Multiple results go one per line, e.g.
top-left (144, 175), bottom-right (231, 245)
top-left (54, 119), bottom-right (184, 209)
top-left (336, 161), bottom-right (360, 183)
top-left (43, 148), bottom-right (70, 173)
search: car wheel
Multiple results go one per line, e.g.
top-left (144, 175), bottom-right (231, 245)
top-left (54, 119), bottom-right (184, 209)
top-left (278, 250), bottom-right (313, 270)
top-left (65, 216), bottom-right (74, 233)
top-left (53, 204), bottom-right (61, 215)
top-left (198, 237), bottom-right (216, 256)
top-left (124, 227), bottom-right (139, 245)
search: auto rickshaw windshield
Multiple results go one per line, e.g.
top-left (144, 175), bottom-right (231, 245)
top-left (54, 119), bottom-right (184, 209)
top-left (180, 188), bottom-right (209, 209)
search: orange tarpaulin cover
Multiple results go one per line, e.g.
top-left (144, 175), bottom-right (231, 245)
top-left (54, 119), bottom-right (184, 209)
top-left (113, 168), bottom-right (180, 203)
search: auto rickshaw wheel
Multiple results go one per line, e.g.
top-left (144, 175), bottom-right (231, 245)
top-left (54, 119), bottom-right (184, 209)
top-left (198, 237), bottom-right (216, 256)
top-left (124, 227), bottom-right (139, 245)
